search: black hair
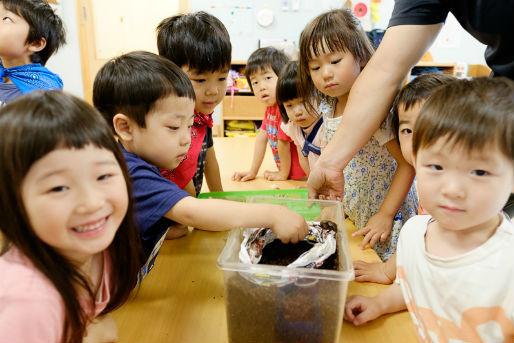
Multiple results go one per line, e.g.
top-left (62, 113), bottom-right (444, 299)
top-left (391, 73), bottom-right (456, 141)
top-left (1, 0), bottom-right (66, 65)
top-left (298, 9), bottom-right (373, 113)
top-left (245, 47), bottom-right (290, 92)
top-left (0, 91), bottom-right (144, 343)
top-left (276, 61), bottom-right (301, 123)
top-left (156, 11), bottom-right (231, 74)
top-left (93, 51), bottom-right (196, 130)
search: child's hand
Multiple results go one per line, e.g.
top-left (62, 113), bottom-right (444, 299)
top-left (344, 295), bottom-right (382, 326)
top-left (232, 171), bottom-right (256, 182)
top-left (269, 207), bottom-right (309, 243)
top-left (352, 212), bottom-right (393, 249)
top-left (263, 170), bottom-right (287, 181)
top-left (353, 260), bottom-right (394, 284)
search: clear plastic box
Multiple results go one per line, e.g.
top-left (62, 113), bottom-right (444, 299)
top-left (217, 196), bottom-right (354, 343)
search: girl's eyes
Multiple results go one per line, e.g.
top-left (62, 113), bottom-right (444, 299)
top-left (471, 169), bottom-right (489, 176)
top-left (48, 185), bottom-right (68, 193)
top-left (167, 126), bottom-right (179, 131)
top-left (193, 79), bottom-right (206, 83)
top-left (97, 174), bottom-right (112, 181)
top-left (400, 128), bottom-right (412, 135)
top-left (310, 66), bottom-right (320, 71)
top-left (2, 16), bottom-right (13, 23)
top-left (331, 59), bottom-right (341, 65)
top-left (218, 77), bottom-right (226, 82)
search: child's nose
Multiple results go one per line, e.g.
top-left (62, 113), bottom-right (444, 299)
top-left (322, 65), bottom-right (333, 79)
top-left (181, 129), bottom-right (192, 146)
top-left (206, 84), bottom-right (219, 96)
top-left (76, 187), bottom-right (105, 213)
top-left (441, 174), bottom-right (465, 199)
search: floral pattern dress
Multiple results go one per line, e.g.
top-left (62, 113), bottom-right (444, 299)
top-left (319, 98), bottom-right (418, 261)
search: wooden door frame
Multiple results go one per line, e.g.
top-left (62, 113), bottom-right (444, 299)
top-left (75, 0), bottom-right (190, 103)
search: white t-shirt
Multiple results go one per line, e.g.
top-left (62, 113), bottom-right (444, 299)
top-left (396, 215), bottom-right (514, 343)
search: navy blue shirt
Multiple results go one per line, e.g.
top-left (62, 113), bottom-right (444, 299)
top-left (121, 145), bottom-right (190, 277)
top-left (0, 82), bottom-right (22, 106)
top-left (389, 0), bottom-right (514, 79)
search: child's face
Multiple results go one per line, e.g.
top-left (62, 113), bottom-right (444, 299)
top-left (182, 67), bottom-right (229, 114)
top-left (283, 98), bottom-right (317, 128)
top-left (249, 67), bottom-right (278, 106)
top-left (21, 145), bottom-right (129, 264)
top-left (415, 138), bottom-right (514, 233)
top-left (129, 94), bottom-right (195, 170)
top-left (398, 101), bottom-right (424, 166)
top-left (0, 3), bottom-right (32, 65)
top-left (308, 48), bottom-right (362, 99)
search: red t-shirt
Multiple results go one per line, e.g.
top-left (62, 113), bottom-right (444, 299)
top-left (261, 105), bottom-right (305, 180)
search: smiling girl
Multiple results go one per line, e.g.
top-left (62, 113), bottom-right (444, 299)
top-left (0, 91), bottom-right (144, 343)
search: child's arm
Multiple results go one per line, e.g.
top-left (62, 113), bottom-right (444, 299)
top-left (344, 283), bottom-right (406, 326)
top-left (166, 197), bottom-right (309, 243)
top-left (184, 180), bottom-right (196, 196)
top-left (353, 140), bottom-right (416, 249)
top-left (354, 253), bottom-right (396, 284)
top-left (232, 129), bottom-right (267, 182)
top-left (296, 145), bottom-right (310, 175)
top-left (264, 139), bottom-right (291, 181)
top-left (204, 146), bottom-right (223, 192)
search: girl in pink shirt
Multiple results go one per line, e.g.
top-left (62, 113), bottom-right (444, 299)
top-left (0, 91), bottom-right (144, 343)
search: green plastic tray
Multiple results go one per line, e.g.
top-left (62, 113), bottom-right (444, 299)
top-left (198, 188), bottom-right (308, 202)
top-left (198, 189), bottom-right (323, 220)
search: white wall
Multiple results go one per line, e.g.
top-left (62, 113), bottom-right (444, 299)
top-left (46, 1), bottom-right (84, 99)
top-left (50, 0), bottom-right (487, 100)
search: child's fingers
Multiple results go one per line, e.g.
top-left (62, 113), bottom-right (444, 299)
top-left (380, 232), bottom-right (389, 242)
top-left (352, 227), bottom-right (369, 238)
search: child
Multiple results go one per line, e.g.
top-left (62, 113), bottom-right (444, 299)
top-left (0, 0), bottom-right (66, 105)
top-left (0, 91), bottom-right (144, 343)
top-left (354, 73), bottom-right (456, 283)
top-left (344, 77), bottom-right (514, 342)
top-left (156, 11), bottom-right (227, 197)
top-left (298, 9), bottom-right (418, 261)
top-left (277, 60), bottom-right (324, 175)
top-left (93, 51), bottom-right (309, 278)
top-left (232, 47), bottom-right (306, 182)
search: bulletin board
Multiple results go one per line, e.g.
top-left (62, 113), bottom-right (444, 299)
top-left (191, 0), bottom-right (393, 61)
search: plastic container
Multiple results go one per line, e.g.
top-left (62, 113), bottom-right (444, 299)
top-left (217, 196), bottom-right (354, 343)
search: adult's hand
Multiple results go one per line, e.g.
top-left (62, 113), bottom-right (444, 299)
top-left (307, 160), bottom-right (344, 200)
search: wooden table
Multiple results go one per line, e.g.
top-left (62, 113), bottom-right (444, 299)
top-left (112, 137), bottom-right (416, 342)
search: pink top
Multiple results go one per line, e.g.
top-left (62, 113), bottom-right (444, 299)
top-left (0, 247), bottom-right (111, 343)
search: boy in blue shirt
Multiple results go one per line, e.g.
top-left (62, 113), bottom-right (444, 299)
top-left (93, 51), bottom-right (309, 279)
top-left (0, 0), bottom-right (65, 105)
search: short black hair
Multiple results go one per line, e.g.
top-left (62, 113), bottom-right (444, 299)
top-left (245, 47), bottom-right (290, 92)
top-left (93, 51), bottom-right (195, 130)
top-left (1, 0), bottom-right (66, 65)
top-left (392, 73), bottom-right (456, 140)
top-left (156, 11), bottom-right (231, 74)
top-left (276, 61), bottom-right (300, 123)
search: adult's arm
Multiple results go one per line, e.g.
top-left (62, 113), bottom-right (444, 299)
top-left (308, 24), bottom-right (443, 199)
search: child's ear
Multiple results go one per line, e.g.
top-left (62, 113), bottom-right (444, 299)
top-left (27, 38), bottom-right (47, 53)
top-left (113, 114), bottom-right (134, 141)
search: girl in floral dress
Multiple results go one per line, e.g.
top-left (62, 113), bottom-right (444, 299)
top-left (298, 9), bottom-right (418, 261)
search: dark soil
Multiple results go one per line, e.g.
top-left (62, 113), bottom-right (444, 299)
top-left (258, 240), bottom-right (338, 270)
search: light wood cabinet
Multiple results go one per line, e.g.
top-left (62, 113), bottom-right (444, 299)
top-left (220, 61), bottom-right (267, 136)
